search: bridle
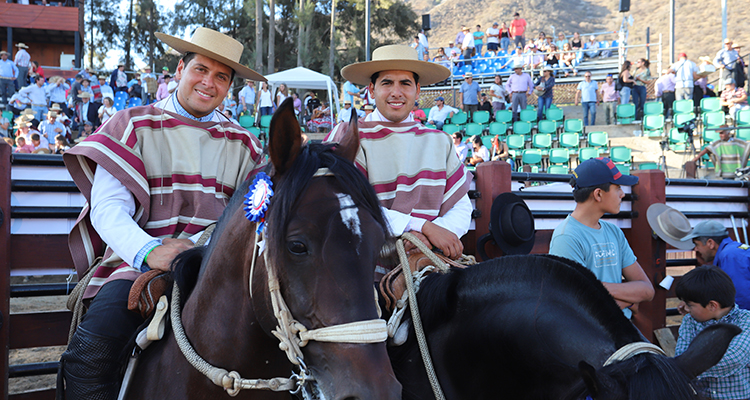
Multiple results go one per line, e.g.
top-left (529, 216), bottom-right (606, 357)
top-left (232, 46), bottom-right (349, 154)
top-left (170, 168), bottom-right (388, 396)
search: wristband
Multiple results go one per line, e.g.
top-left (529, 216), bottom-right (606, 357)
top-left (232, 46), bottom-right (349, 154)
top-left (144, 246), bottom-right (157, 264)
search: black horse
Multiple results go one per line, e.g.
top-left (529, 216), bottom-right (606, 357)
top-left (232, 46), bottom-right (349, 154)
top-left (388, 254), bottom-right (739, 400)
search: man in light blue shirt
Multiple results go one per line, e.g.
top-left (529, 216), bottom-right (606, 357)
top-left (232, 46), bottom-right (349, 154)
top-left (238, 79), bottom-right (256, 115)
top-left (549, 157), bottom-right (654, 319)
top-left (342, 80), bottom-right (359, 105)
top-left (46, 77), bottom-right (70, 116)
top-left (18, 76), bottom-right (48, 120)
top-left (459, 72), bottom-right (480, 118)
top-left (0, 51), bottom-right (18, 110)
top-left (670, 53), bottom-right (699, 101)
top-left (575, 72), bottom-right (599, 126)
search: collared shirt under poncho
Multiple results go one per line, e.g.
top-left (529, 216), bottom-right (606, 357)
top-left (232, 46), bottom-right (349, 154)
top-left (324, 110), bottom-right (473, 235)
top-left (64, 95), bottom-right (266, 299)
top-left (675, 305), bottom-right (750, 400)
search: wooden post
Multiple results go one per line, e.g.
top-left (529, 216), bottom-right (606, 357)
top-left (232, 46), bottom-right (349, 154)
top-left (473, 160), bottom-right (512, 260)
top-left (0, 144), bottom-right (10, 399)
top-left (629, 169), bottom-right (666, 343)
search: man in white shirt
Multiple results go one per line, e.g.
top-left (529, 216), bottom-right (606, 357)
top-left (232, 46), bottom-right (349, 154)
top-left (238, 79), bottom-right (256, 115)
top-left (489, 74), bottom-right (508, 112)
top-left (337, 100), bottom-right (363, 122)
top-left (486, 22), bottom-right (500, 56)
top-left (461, 26), bottom-right (475, 59)
top-left (671, 52), bottom-right (699, 101)
top-left (18, 76), bottom-right (47, 120)
top-left (427, 96), bottom-right (459, 130)
top-left (14, 42), bottom-right (30, 88)
top-left (97, 76), bottom-right (114, 102)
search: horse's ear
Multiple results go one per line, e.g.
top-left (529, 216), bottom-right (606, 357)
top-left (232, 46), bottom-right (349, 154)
top-left (674, 323), bottom-right (741, 379)
top-left (268, 98), bottom-right (302, 175)
top-left (334, 111), bottom-right (360, 162)
top-left (578, 361), bottom-right (601, 399)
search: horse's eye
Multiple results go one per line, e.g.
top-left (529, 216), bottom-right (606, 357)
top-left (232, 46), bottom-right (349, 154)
top-left (287, 241), bottom-right (308, 255)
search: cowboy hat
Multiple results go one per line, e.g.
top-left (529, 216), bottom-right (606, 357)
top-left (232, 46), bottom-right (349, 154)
top-left (0, 51), bottom-right (8, 56)
top-left (487, 192), bottom-right (536, 255)
top-left (155, 27), bottom-right (265, 82)
top-left (15, 43), bottom-right (28, 49)
top-left (78, 92), bottom-right (92, 99)
top-left (21, 109), bottom-right (35, 116)
top-left (341, 45), bottom-right (450, 86)
top-left (49, 103), bottom-right (63, 112)
top-left (646, 203), bottom-right (695, 250)
top-left (49, 76), bottom-right (65, 84)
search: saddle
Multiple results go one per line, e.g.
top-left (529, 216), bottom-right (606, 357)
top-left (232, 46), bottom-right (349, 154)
top-left (127, 270), bottom-right (172, 319)
top-left (378, 250), bottom-right (468, 313)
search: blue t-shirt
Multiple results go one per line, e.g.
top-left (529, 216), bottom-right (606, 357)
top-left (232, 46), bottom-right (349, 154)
top-left (715, 237), bottom-right (750, 310)
top-left (460, 81), bottom-right (480, 105)
top-left (576, 80), bottom-right (599, 103)
top-left (549, 215), bottom-right (637, 318)
top-left (343, 81), bottom-right (359, 104)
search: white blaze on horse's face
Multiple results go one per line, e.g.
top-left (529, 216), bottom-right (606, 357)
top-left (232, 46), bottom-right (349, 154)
top-left (336, 193), bottom-right (362, 249)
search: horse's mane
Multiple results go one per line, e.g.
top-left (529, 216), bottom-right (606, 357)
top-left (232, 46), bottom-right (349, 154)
top-left (415, 254), bottom-right (642, 346)
top-left (565, 354), bottom-right (701, 400)
top-left (264, 142), bottom-right (389, 272)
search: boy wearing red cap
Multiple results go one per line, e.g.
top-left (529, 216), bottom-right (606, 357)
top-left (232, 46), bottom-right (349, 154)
top-left (549, 157), bottom-right (655, 318)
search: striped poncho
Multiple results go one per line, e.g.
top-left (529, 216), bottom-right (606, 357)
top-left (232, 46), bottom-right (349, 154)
top-left (325, 120), bottom-right (472, 222)
top-left (64, 104), bottom-right (266, 299)
top-left (707, 137), bottom-right (750, 178)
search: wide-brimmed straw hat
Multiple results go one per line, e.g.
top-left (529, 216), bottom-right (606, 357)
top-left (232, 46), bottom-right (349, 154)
top-left (646, 203), bottom-right (695, 250)
top-left (0, 51), bottom-right (8, 56)
top-left (49, 103), bottom-right (63, 112)
top-left (155, 27), bottom-right (265, 82)
top-left (79, 92), bottom-right (92, 99)
top-left (15, 43), bottom-right (28, 49)
top-left (341, 45), bottom-right (450, 86)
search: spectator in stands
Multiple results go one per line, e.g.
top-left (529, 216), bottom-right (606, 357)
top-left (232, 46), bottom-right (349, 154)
top-left (427, 96), bottom-right (458, 130)
top-left (292, 92), bottom-right (302, 117)
top-left (506, 63), bottom-right (533, 122)
top-left (447, 42), bottom-right (460, 60)
top-left (655, 69), bottom-right (676, 119)
top-left (501, 45), bottom-right (526, 70)
top-left (47, 76), bottom-right (70, 116)
top-left (0, 113), bottom-right (8, 138)
top-left (733, 43), bottom-right (747, 89)
top-left (157, 66), bottom-right (170, 85)
top-left (524, 43), bottom-right (545, 76)
top-left (599, 74), bottom-right (619, 125)
top-left (98, 76), bottom-right (114, 103)
top-left (632, 58), bottom-right (651, 121)
top-left (478, 93), bottom-right (493, 118)
top-left (14, 43), bottom-right (30, 89)
top-left (671, 52), bottom-right (699, 101)
top-left (544, 44), bottom-right (560, 72)
top-left (155, 75), bottom-right (170, 101)
top-left (306, 101), bottom-right (332, 132)
top-left (126, 72), bottom-right (142, 99)
top-left (337, 100), bottom-right (359, 123)
top-left (78, 120), bottom-right (94, 141)
top-left (40, 110), bottom-right (64, 145)
top-left (14, 136), bottom-right (34, 153)
top-left (584, 35), bottom-right (600, 59)
top-left (499, 22), bottom-right (512, 53)
top-left (98, 96), bottom-right (116, 125)
top-left (468, 135), bottom-right (490, 165)
top-left (461, 26), bottom-right (475, 59)
top-left (714, 38), bottom-right (740, 88)
top-left (109, 64), bottom-right (128, 93)
top-left (412, 35), bottom-right (428, 62)
top-left (489, 74), bottom-right (508, 112)
top-left (238, 79), bottom-right (256, 115)
top-left (473, 25), bottom-right (485, 57)
top-left (257, 81), bottom-right (274, 116)
top-left (18, 75), bottom-right (47, 121)
top-left (691, 125), bottom-right (749, 178)
top-left (140, 67), bottom-right (157, 104)
top-left (486, 23), bottom-right (500, 56)
top-left (54, 134), bottom-right (71, 154)
top-left (679, 222), bottom-right (750, 311)
top-left (0, 51), bottom-right (18, 110)
top-left (432, 47), bottom-right (452, 73)
top-left (342, 79), bottom-right (359, 105)
top-left (28, 61), bottom-right (44, 83)
top-left (74, 92), bottom-right (100, 130)
top-left (555, 33), bottom-right (567, 52)
top-left (491, 134), bottom-right (513, 168)
top-left (510, 12), bottom-right (527, 49)
top-left (363, 104), bottom-right (375, 116)
top-left (459, 72), bottom-right (480, 117)
top-left (455, 26), bottom-right (467, 50)
top-left (30, 132), bottom-right (50, 152)
top-left (570, 32), bottom-right (584, 64)
top-left (418, 29), bottom-right (429, 57)
top-left (534, 67), bottom-right (555, 121)
top-left (575, 71), bottom-right (599, 126)
top-left (560, 43), bottom-right (578, 77)
top-left (453, 131), bottom-right (469, 161)
top-left (411, 101), bottom-right (427, 124)
top-left (276, 84), bottom-right (289, 110)
top-left (720, 80), bottom-right (749, 120)
top-left (618, 60), bottom-right (635, 105)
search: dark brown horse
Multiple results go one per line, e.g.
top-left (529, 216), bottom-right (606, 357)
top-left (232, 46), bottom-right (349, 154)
top-left (126, 100), bottom-right (401, 399)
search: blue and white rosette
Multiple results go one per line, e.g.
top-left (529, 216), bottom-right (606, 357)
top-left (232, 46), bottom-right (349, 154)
top-left (244, 172), bottom-right (274, 233)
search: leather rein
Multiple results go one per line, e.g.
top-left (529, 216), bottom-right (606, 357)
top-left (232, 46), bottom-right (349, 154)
top-left (170, 167), bottom-right (388, 396)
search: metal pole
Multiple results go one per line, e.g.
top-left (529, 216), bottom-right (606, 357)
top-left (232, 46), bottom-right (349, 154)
top-left (721, 0), bottom-right (727, 43)
top-left (669, 0), bottom-right (674, 64)
top-left (365, 0), bottom-right (371, 61)
top-left (658, 33), bottom-right (663, 76)
top-left (329, 0), bottom-right (335, 79)
top-left (646, 27), bottom-right (650, 61)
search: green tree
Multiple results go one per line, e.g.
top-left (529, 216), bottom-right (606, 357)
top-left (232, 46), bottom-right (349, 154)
top-left (132, 0), bottom-right (167, 70)
top-left (86, 0), bottom-right (121, 70)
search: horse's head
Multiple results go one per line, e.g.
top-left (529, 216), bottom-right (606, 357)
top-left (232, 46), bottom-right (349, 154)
top-left (570, 323), bottom-right (741, 400)
top-left (251, 99), bottom-right (401, 399)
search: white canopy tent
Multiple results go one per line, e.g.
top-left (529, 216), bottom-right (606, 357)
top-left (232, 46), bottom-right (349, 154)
top-left (264, 67), bottom-right (341, 118)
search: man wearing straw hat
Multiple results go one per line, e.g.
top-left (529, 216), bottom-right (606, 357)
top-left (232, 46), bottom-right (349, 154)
top-left (59, 27), bottom-right (267, 399)
top-left (14, 42), bottom-right (30, 88)
top-left (325, 45), bottom-right (473, 260)
top-left (39, 106), bottom-right (65, 144)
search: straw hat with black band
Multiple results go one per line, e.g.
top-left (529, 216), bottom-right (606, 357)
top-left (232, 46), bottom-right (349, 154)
top-left (341, 45), bottom-right (450, 86)
top-left (154, 28), bottom-right (265, 82)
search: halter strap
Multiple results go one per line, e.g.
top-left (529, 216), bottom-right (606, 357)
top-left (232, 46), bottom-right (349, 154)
top-left (603, 342), bottom-right (666, 366)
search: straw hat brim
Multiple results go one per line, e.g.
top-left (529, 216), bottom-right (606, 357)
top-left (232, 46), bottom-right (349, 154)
top-left (341, 59), bottom-right (450, 86)
top-left (155, 32), bottom-right (266, 82)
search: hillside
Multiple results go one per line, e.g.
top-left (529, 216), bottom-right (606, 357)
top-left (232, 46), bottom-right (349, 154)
top-left (409, 0), bottom-right (749, 76)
